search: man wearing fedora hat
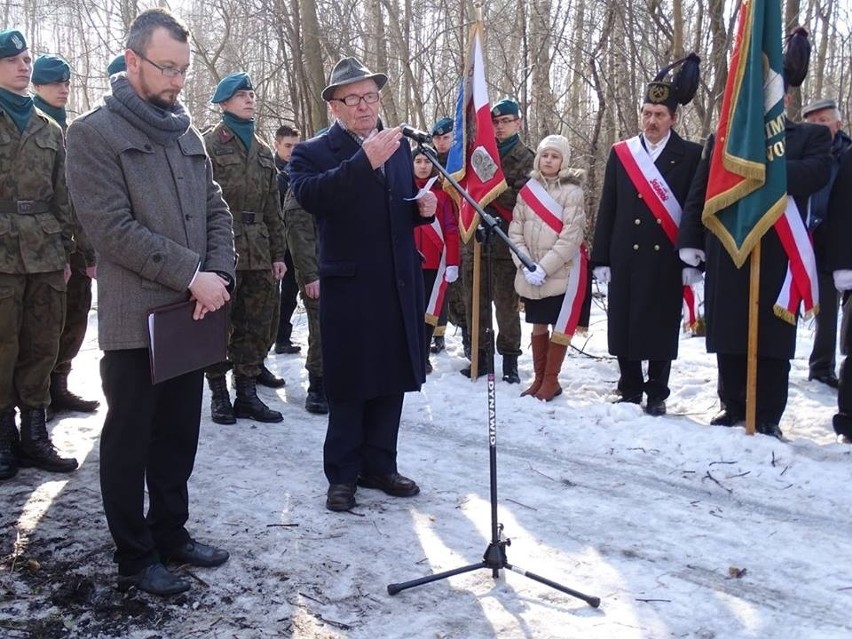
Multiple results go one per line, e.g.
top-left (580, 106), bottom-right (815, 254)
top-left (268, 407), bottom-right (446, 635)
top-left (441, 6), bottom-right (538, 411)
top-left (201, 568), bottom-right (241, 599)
top-left (290, 56), bottom-right (436, 512)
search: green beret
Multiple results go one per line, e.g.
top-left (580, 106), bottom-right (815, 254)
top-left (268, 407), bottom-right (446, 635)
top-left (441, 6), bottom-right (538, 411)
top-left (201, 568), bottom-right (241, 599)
top-left (211, 72), bottom-right (253, 104)
top-left (32, 55), bottom-right (71, 84)
top-left (431, 116), bottom-right (453, 136)
top-left (491, 99), bottom-right (520, 118)
top-left (107, 54), bottom-right (126, 76)
top-left (0, 30), bottom-right (27, 60)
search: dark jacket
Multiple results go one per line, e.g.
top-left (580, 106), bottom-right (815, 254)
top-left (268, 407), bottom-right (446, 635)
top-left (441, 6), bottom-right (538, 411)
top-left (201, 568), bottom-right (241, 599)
top-left (827, 144), bottom-right (852, 271)
top-left (592, 130), bottom-right (702, 360)
top-left (678, 121), bottom-right (832, 358)
top-left (289, 122), bottom-right (430, 401)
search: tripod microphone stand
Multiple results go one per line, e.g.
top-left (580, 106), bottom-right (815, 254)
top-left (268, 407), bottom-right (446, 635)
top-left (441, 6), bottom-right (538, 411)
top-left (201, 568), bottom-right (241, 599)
top-left (387, 142), bottom-right (600, 608)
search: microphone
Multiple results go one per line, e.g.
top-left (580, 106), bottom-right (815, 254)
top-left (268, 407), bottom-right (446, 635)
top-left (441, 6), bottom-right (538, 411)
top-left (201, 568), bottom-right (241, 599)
top-left (400, 124), bottom-right (432, 144)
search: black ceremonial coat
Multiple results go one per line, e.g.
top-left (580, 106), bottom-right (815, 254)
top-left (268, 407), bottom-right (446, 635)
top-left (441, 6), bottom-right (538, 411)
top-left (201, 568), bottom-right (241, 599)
top-left (677, 121), bottom-right (832, 359)
top-left (289, 122), bottom-right (429, 401)
top-left (591, 131), bottom-right (702, 360)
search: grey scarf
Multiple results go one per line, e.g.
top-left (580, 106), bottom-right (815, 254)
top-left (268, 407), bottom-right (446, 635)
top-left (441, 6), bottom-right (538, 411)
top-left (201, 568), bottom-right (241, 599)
top-left (105, 75), bottom-right (191, 145)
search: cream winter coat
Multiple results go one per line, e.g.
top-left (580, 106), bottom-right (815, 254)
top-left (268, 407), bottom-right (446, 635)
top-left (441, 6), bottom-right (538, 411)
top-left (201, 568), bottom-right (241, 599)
top-left (509, 167), bottom-right (586, 300)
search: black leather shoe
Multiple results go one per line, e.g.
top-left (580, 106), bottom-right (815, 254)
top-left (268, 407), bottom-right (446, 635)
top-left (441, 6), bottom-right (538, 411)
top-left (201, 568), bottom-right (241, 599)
top-left (257, 365), bottom-right (286, 388)
top-left (326, 483), bottom-right (356, 511)
top-left (117, 562), bottom-right (190, 596)
top-left (756, 422), bottom-right (784, 439)
top-left (357, 472), bottom-right (420, 497)
top-left (164, 540), bottom-right (229, 567)
top-left (430, 336), bottom-right (445, 354)
top-left (809, 372), bottom-right (839, 389)
top-left (644, 400), bottom-right (666, 416)
top-left (710, 410), bottom-right (743, 427)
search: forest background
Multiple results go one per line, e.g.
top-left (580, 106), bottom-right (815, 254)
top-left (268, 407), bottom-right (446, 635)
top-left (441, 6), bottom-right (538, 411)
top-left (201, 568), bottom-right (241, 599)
top-left (5, 0), bottom-right (851, 227)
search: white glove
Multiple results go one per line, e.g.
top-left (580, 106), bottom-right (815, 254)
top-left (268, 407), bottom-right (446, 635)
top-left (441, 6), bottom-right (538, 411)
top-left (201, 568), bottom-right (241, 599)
top-left (593, 266), bottom-right (611, 284)
top-left (682, 267), bottom-right (703, 285)
top-left (834, 269), bottom-right (852, 291)
top-left (444, 265), bottom-right (459, 283)
top-left (523, 264), bottom-right (547, 286)
top-left (679, 248), bottom-right (706, 267)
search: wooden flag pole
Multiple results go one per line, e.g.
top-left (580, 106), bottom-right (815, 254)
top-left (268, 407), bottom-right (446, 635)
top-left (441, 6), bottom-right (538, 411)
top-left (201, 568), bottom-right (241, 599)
top-left (470, 240), bottom-right (482, 379)
top-left (745, 240), bottom-right (761, 436)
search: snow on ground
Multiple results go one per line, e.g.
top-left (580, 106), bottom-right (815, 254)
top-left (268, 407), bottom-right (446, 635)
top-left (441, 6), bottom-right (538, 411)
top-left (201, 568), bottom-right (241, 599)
top-left (2, 283), bottom-right (852, 638)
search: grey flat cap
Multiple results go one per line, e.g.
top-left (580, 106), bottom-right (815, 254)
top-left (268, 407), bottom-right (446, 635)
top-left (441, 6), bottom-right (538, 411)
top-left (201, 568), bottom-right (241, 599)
top-left (321, 57), bottom-right (388, 102)
top-left (802, 98), bottom-right (837, 118)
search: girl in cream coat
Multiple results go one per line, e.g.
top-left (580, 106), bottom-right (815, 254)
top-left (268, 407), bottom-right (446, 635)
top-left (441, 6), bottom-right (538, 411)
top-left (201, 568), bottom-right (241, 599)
top-left (508, 135), bottom-right (585, 400)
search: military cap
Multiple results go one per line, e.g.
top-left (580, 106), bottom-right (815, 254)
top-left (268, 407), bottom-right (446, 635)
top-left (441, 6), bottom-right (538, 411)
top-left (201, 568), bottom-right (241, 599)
top-left (802, 98), bottom-right (838, 118)
top-left (491, 99), bottom-right (520, 118)
top-left (322, 57), bottom-right (387, 102)
top-left (32, 54), bottom-right (71, 84)
top-left (644, 52), bottom-right (700, 110)
top-left (107, 54), bottom-right (126, 76)
top-left (0, 30), bottom-right (27, 60)
top-left (211, 72), bottom-right (253, 104)
top-left (431, 116), bottom-right (453, 136)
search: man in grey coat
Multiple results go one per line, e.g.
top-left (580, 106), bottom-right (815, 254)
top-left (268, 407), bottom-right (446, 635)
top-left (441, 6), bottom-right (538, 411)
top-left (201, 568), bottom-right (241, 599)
top-left (65, 8), bottom-right (236, 596)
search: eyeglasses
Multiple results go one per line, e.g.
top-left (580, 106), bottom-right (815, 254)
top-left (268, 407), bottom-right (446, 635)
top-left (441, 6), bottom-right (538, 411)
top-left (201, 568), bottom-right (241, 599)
top-left (331, 92), bottom-right (381, 107)
top-left (134, 51), bottom-right (190, 78)
top-left (493, 117), bottom-right (519, 125)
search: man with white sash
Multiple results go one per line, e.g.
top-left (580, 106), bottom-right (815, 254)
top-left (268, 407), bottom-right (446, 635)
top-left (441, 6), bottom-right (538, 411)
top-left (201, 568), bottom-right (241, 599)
top-left (591, 55), bottom-right (703, 416)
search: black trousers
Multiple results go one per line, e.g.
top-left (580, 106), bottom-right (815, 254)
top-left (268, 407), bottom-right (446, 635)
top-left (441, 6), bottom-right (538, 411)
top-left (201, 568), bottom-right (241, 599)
top-left (716, 353), bottom-right (790, 426)
top-left (100, 349), bottom-right (202, 575)
top-left (276, 250), bottom-right (300, 345)
top-left (809, 270), bottom-right (839, 377)
top-left (834, 294), bottom-right (852, 435)
top-left (617, 357), bottom-right (671, 403)
top-left (324, 393), bottom-right (404, 484)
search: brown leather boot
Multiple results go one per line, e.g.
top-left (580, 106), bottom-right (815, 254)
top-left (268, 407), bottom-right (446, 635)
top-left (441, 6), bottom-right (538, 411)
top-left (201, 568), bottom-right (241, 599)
top-left (534, 341), bottom-right (568, 401)
top-left (521, 333), bottom-right (549, 397)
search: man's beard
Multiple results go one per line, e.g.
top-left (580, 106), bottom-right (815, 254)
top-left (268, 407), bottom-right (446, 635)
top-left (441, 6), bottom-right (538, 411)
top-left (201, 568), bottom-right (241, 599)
top-left (148, 92), bottom-right (177, 110)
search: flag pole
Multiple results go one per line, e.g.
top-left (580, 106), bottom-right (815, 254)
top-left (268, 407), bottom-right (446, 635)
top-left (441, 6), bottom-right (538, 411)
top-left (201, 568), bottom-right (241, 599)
top-left (746, 241), bottom-right (760, 436)
top-left (468, 2), bottom-right (485, 381)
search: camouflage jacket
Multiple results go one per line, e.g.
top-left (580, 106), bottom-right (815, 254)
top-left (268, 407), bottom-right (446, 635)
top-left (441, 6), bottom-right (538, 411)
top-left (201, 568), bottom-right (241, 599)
top-left (0, 107), bottom-right (73, 274)
top-left (282, 189), bottom-right (318, 285)
top-left (492, 138), bottom-right (535, 215)
top-left (204, 122), bottom-right (285, 270)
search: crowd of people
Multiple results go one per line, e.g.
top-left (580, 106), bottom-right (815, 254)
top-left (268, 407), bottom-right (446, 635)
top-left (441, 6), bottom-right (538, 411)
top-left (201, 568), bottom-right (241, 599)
top-left (0, 7), bottom-right (848, 596)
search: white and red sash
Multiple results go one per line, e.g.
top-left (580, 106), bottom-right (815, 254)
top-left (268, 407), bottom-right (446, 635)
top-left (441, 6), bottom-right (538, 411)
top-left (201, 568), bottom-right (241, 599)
top-left (613, 136), bottom-right (695, 327)
top-left (518, 181), bottom-right (589, 344)
top-left (773, 196), bottom-right (818, 323)
top-left (424, 219), bottom-right (448, 326)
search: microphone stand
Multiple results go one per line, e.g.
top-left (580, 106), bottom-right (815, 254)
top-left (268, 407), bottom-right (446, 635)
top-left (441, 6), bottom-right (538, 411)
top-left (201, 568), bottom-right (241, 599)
top-left (387, 141), bottom-right (600, 608)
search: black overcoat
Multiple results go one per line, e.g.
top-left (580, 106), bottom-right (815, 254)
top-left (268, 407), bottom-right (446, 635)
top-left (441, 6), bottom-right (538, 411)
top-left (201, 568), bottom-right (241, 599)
top-left (289, 123), bottom-right (429, 401)
top-left (678, 121), bottom-right (832, 358)
top-left (591, 131), bottom-right (702, 360)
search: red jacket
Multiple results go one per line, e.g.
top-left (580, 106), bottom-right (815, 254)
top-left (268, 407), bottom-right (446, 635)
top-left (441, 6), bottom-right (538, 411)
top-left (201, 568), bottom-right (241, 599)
top-left (413, 179), bottom-right (460, 270)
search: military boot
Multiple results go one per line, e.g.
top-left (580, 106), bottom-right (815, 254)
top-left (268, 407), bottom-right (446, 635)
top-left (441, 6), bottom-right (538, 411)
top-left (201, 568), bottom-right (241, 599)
top-left (257, 364), bottom-right (286, 389)
top-left (0, 409), bottom-right (19, 480)
top-left (430, 335), bottom-right (445, 354)
top-left (502, 354), bottom-right (520, 384)
top-left (305, 374), bottom-right (329, 415)
top-left (18, 407), bottom-right (78, 473)
top-left (460, 350), bottom-right (492, 380)
top-left (49, 372), bottom-right (100, 413)
top-left (234, 375), bottom-right (283, 423)
top-left (461, 326), bottom-right (472, 360)
top-left (207, 376), bottom-right (236, 425)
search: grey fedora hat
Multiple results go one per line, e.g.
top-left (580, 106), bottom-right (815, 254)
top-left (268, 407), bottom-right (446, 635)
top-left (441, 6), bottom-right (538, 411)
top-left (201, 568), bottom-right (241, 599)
top-left (321, 56), bottom-right (388, 102)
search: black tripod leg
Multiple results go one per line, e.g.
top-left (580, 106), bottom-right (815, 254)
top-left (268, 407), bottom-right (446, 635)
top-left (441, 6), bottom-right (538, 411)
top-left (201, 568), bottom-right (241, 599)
top-left (504, 561), bottom-right (601, 608)
top-left (388, 561), bottom-right (487, 596)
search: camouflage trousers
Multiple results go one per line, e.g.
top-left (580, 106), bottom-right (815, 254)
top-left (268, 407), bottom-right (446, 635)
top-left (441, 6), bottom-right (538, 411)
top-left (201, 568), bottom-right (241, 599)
top-left (0, 271), bottom-right (66, 410)
top-left (461, 231), bottom-right (521, 357)
top-left (53, 251), bottom-right (93, 375)
top-left (301, 292), bottom-right (322, 377)
top-left (207, 269), bottom-right (277, 379)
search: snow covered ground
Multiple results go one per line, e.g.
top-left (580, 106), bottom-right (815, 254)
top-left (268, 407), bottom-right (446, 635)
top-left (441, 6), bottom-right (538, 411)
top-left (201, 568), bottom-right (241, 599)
top-left (2, 283), bottom-right (851, 638)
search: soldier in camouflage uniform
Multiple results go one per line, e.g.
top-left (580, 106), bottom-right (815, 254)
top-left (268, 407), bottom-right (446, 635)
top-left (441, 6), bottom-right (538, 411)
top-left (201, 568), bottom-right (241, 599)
top-left (461, 98), bottom-right (534, 382)
top-left (204, 72), bottom-right (287, 424)
top-left (0, 31), bottom-right (78, 479)
top-left (31, 54), bottom-right (100, 419)
top-left (282, 128), bottom-right (327, 414)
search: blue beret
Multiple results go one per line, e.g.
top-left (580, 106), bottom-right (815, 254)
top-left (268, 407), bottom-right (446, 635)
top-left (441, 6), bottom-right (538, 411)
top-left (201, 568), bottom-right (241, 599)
top-left (0, 30), bottom-right (27, 60)
top-left (32, 55), bottom-right (71, 84)
top-left (491, 98), bottom-right (520, 118)
top-left (107, 54), bottom-right (126, 77)
top-left (211, 72), bottom-right (253, 104)
top-left (431, 116), bottom-right (453, 136)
